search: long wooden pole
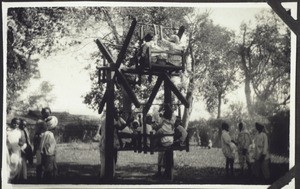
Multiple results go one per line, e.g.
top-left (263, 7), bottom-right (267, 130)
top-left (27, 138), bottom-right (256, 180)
top-left (164, 77), bottom-right (174, 181)
top-left (104, 64), bottom-right (115, 180)
top-left (296, 1), bottom-right (299, 188)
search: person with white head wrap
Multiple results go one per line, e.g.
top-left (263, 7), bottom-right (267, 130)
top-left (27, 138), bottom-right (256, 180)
top-left (39, 107), bottom-right (58, 182)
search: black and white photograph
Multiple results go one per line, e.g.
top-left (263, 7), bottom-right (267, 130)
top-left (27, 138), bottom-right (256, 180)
top-left (2, 1), bottom-right (298, 188)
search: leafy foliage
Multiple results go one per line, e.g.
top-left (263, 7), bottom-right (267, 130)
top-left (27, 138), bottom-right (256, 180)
top-left (6, 7), bottom-right (69, 113)
top-left (82, 7), bottom-right (192, 112)
top-left (182, 12), bottom-right (240, 120)
top-left (6, 7), bottom-right (108, 113)
top-left (237, 10), bottom-right (290, 117)
top-left (6, 7), bottom-right (290, 133)
top-left (27, 81), bottom-right (55, 110)
top-left (188, 118), bottom-right (231, 148)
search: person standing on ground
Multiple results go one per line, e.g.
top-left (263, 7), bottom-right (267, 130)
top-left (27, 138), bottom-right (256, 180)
top-left (6, 118), bottom-right (26, 183)
top-left (33, 119), bottom-right (47, 182)
top-left (19, 119), bottom-right (33, 182)
top-left (99, 108), bottom-right (129, 179)
top-left (144, 114), bottom-right (156, 148)
top-left (153, 107), bottom-right (174, 179)
top-left (33, 107), bottom-right (51, 182)
top-left (253, 122), bottom-right (270, 181)
top-left (237, 122), bottom-right (252, 175)
top-left (221, 122), bottom-right (236, 178)
top-left (40, 107), bottom-right (58, 183)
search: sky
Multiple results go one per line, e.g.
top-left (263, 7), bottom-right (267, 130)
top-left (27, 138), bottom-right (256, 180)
top-left (16, 2), bottom-right (296, 119)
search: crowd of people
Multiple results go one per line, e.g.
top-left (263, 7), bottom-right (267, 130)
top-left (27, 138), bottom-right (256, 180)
top-left (6, 105), bottom-right (272, 183)
top-left (6, 107), bottom-right (58, 183)
top-left (221, 121), bottom-right (270, 181)
top-left (97, 106), bottom-right (188, 179)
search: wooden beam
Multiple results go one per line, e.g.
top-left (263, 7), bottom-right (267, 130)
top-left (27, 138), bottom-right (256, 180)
top-left (95, 39), bottom-right (115, 64)
top-left (98, 92), bottom-right (108, 114)
top-left (116, 70), bottom-right (140, 108)
top-left (163, 74), bottom-right (189, 108)
top-left (115, 18), bottom-right (137, 68)
top-left (296, 2), bottom-right (300, 187)
top-left (104, 63), bottom-right (115, 180)
top-left (164, 79), bottom-right (174, 181)
top-left (96, 19), bottom-right (137, 113)
top-left (142, 76), bottom-right (164, 115)
top-left (267, 0), bottom-right (300, 36)
top-left (269, 167), bottom-right (295, 189)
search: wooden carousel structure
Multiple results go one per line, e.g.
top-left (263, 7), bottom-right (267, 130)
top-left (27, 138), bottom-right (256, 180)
top-left (96, 18), bottom-right (189, 180)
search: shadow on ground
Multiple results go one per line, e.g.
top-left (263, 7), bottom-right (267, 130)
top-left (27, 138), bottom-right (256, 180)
top-left (14, 162), bottom-right (288, 185)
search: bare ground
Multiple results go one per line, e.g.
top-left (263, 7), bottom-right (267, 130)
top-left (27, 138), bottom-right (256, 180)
top-left (12, 143), bottom-right (289, 186)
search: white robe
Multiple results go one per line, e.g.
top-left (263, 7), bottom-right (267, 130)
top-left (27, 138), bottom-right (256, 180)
top-left (6, 127), bottom-right (25, 181)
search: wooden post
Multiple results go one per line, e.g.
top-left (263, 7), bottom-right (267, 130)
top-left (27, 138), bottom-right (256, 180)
top-left (143, 112), bottom-right (147, 154)
top-left (121, 86), bottom-right (131, 119)
top-left (104, 64), bottom-right (115, 180)
top-left (164, 77), bottom-right (174, 181)
top-left (296, 2), bottom-right (300, 187)
top-left (150, 131), bottom-right (154, 155)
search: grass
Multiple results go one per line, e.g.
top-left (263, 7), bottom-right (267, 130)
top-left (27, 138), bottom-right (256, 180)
top-left (22, 142), bottom-right (289, 185)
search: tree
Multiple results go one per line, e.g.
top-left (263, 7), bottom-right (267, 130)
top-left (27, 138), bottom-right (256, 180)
top-left (6, 7), bottom-right (69, 113)
top-left (237, 10), bottom-right (290, 117)
top-left (182, 12), bottom-right (211, 129)
top-left (27, 81), bottom-right (55, 110)
top-left (200, 25), bottom-right (238, 118)
top-left (182, 12), bottom-right (239, 127)
top-left (6, 7), bottom-right (109, 113)
top-left (83, 7), bottom-right (193, 112)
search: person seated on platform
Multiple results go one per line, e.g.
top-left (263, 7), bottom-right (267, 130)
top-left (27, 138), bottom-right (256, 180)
top-left (131, 119), bottom-right (141, 133)
top-left (129, 119), bottom-right (141, 148)
top-left (119, 125), bottom-right (133, 148)
top-left (114, 111), bottom-right (133, 149)
top-left (126, 112), bottom-right (142, 134)
top-left (173, 116), bottom-right (187, 147)
top-left (160, 33), bottom-right (185, 52)
top-left (140, 31), bottom-right (185, 67)
top-left (141, 33), bottom-right (163, 62)
top-left (153, 107), bottom-right (174, 148)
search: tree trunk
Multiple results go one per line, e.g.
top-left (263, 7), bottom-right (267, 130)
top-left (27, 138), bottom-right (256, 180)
top-left (182, 88), bottom-right (194, 130)
top-left (164, 78), bottom-right (174, 181)
top-left (103, 65), bottom-right (116, 180)
top-left (217, 93), bottom-right (222, 118)
top-left (244, 74), bottom-right (254, 117)
top-left (239, 44), bottom-right (254, 117)
top-left (103, 8), bottom-right (120, 44)
top-left (182, 58), bottom-right (194, 129)
top-left (182, 37), bottom-right (195, 130)
top-left (122, 86), bottom-right (131, 119)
